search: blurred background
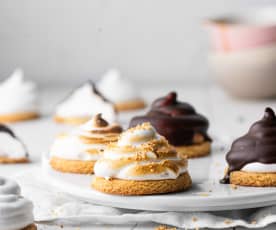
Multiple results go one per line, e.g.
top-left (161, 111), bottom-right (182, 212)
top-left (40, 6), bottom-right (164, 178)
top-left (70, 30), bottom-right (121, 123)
top-left (0, 0), bottom-right (275, 87)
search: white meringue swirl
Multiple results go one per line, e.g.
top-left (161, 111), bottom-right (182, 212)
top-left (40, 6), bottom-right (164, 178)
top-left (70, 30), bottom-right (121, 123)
top-left (0, 177), bottom-right (34, 230)
top-left (55, 83), bottom-right (116, 123)
top-left (0, 69), bottom-right (38, 114)
top-left (97, 69), bottom-right (141, 103)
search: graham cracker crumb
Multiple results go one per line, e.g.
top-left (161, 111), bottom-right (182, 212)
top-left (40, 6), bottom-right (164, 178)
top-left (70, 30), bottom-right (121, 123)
top-left (224, 219), bottom-right (233, 225)
top-left (230, 184), bottom-right (238, 190)
top-left (251, 220), bottom-right (257, 225)
top-left (155, 225), bottom-right (176, 230)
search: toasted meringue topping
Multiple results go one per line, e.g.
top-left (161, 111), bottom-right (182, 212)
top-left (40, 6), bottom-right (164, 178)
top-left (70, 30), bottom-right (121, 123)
top-left (50, 115), bottom-right (122, 161)
top-left (94, 123), bottom-right (188, 180)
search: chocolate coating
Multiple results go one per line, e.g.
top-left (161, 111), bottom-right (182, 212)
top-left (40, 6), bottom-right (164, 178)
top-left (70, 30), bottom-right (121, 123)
top-left (0, 124), bottom-right (15, 138)
top-left (221, 107), bottom-right (276, 184)
top-left (129, 92), bottom-right (211, 146)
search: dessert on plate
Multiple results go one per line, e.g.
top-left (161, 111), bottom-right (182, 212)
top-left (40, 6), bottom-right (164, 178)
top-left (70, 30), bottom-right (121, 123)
top-left (97, 69), bottom-right (146, 111)
top-left (0, 69), bottom-right (39, 122)
top-left (0, 176), bottom-right (36, 230)
top-left (221, 107), bottom-right (276, 187)
top-left (92, 122), bottom-right (192, 195)
top-left (129, 92), bottom-right (211, 158)
top-left (0, 123), bottom-right (29, 163)
top-left (54, 81), bottom-right (116, 125)
top-left (50, 114), bottom-right (122, 174)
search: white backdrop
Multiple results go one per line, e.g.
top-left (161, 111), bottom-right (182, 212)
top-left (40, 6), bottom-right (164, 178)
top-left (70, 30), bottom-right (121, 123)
top-left (0, 0), bottom-right (275, 85)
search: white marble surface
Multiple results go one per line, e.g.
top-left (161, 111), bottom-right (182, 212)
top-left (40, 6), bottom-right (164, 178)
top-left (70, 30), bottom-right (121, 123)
top-left (1, 84), bottom-right (276, 229)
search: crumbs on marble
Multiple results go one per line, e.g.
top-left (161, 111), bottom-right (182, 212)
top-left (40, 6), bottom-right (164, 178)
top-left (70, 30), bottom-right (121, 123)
top-left (230, 184), bottom-right (238, 190)
top-left (224, 219), bottom-right (233, 225)
top-left (155, 225), bottom-right (176, 230)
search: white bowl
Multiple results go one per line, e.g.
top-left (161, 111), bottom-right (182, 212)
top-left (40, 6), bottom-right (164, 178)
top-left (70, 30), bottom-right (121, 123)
top-left (208, 44), bottom-right (276, 99)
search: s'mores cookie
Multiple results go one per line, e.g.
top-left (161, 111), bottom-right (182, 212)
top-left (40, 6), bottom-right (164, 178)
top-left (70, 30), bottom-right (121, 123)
top-left (93, 122), bottom-right (192, 195)
top-left (50, 114), bottom-right (122, 174)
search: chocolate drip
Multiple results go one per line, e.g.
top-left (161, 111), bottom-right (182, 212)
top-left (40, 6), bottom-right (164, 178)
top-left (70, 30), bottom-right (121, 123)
top-left (0, 124), bottom-right (16, 138)
top-left (221, 107), bottom-right (276, 184)
top-left (129, 92), bottom-right (211, 146)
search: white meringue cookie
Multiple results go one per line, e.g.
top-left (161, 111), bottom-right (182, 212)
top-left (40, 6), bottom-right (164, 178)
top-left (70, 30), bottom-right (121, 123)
top-left (0, 177), bottom-right (34, 230)
top-left (97, 69), bottom-right (141, 103)
top-left (55, 82), bottom-right (116, 123)
top-left (0, 69), bottom-right (38, 115)
top-left (0, 125), bottom-right (28, 160)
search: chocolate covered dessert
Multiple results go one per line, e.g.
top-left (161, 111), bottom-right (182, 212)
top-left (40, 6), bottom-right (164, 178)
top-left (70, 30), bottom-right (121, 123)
top-left (129, 92), bottom-right (211, 158)
top-left (221, 107), bottom-right (276, 186)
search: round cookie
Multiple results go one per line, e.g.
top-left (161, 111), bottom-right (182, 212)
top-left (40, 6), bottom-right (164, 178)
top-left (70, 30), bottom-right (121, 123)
top-left (0, 112), bottom-right (39, 123)
top-left (0, 156), bottom-right (29, 164)
top-left (115, 100), bottom-right (146, 112)
top-left (229, 171), bottom-right (276, 187)
top-left (92, 172), bottom-right (192, 195)
top-left (54, 115), bottom-right (90, 125)
top-left (176, 141), bottom-right (211, 158)
top-left (50, 157), bottom-right (95, 174)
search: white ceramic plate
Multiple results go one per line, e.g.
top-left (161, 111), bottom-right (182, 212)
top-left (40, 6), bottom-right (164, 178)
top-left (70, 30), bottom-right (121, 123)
top-left (43, 148), bottom-right (276, 212)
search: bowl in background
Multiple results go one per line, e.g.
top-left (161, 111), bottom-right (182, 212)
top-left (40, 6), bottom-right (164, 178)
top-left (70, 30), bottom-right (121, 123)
top-left (208, 44), bottom-right (276, 99)
top-left (205, 7), bottom-right (276, 52)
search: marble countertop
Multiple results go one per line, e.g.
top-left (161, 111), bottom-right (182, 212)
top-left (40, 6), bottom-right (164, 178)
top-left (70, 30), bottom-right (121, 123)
top-left (1, 84), bottom-right (276, 230)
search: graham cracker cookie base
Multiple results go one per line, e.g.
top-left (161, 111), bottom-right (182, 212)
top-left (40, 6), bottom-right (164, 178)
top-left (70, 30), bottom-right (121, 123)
top-left (50, 157), bottom-right (95, 174)
top-left (54, 115), bottom-right (90, 125)
top-left (115, 100), bottom-right (146, 112)
top-left (0, 112), bottom-right (39, 123)
top-left (0, 156), bottom-right (29, 164)
top-left (175, 141), bottom-right (211, 158)
top-left (230, 171), bottom-right (276, 187)
top-left (22, 224), bottom-right (37, 230)
top-left (92, 172), bottom-right (192, 195)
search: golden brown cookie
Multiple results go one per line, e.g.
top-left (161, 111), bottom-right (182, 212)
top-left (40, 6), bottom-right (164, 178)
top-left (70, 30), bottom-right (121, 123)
top-left (50, 157), bottom-right (95, 174)
top-left (92, 172), bottom-right (192, 195)
top-left (230, 171), bottom-right (276, 187)
top-left (175, 141), bottom-right (211, 158)
top-left (54, 115), bottom-right (90, 125)
top-left (0, 156), bottom-right (29, 164)
top-left (22, 224), bottom-right (37, 230)
top-left (115, 99), bottom-right (146, 112)
top-left (0, 112), bottom-right (39, 123)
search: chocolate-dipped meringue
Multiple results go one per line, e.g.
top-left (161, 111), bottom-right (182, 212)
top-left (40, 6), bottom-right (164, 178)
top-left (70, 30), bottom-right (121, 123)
top-left (221, 107), bottom-right (276, 186)
top-left (50, 114), bottom-right (122, 174)
top-left (129, 92), bottom-right (211, 158)
top-left (0, 123), bottom-right (29, 163)
top-left (54, 81), bottom-right (116, 125)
